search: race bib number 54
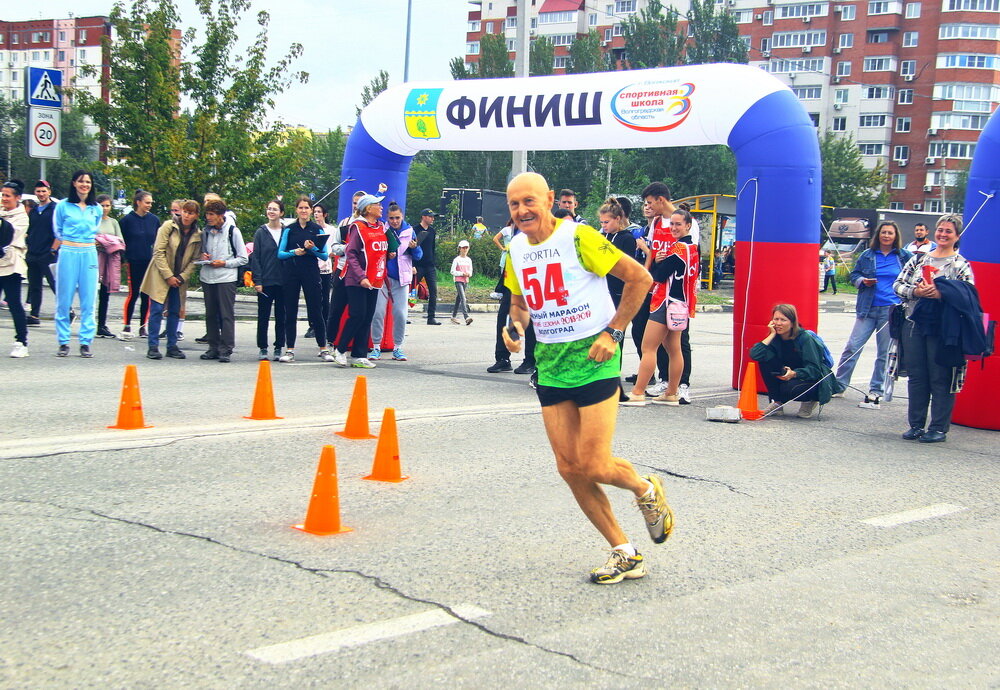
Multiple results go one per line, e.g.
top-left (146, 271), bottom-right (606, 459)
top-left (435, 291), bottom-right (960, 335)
top-left (521, 264), bottom-right (568, 310)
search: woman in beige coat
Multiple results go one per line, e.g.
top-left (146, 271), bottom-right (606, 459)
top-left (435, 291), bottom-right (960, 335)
top-left (140, 200), bottom-right (202, 359)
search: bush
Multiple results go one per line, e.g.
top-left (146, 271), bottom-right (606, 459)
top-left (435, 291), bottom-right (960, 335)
top-left (435, 235), bottom-right (503, 281)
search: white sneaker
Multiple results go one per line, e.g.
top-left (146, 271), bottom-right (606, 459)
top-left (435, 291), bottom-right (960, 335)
top-left (858, 394), bottom-right (881, 410)
top-left (319, 349), bottom-right (335, 362)
top-left (333, 350), bottom-right (349, 367)
top-left (351, 357), bottom-right (376, 369)
top-left (10, 342), bottom-right (28, 358)
top-left (489, 291), bottom-right (503, 300)
top-left (762, 401), bottom-right (784, 416)
top-left (678, 383), bottom-right (692, 405)
top-left (118, 329), bottom-right (135, 341)
top-left (278, 350), bottom-right (295, 363)
top-left (645, 379), bottom-right (668, 396)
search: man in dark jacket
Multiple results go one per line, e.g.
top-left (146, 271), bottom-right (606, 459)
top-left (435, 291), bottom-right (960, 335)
top-left (24, 180), bottom-right (56, 325)
top-left (412, 209), bottom-right (440, 325)
top-left (118, 190), bottom-right (161, 339)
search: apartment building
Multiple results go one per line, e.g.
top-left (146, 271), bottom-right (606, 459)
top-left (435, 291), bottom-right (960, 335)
top-left (465, 0), bottom-right (999, 211)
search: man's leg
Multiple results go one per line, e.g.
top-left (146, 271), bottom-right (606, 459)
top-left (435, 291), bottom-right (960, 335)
top-left (26, 262), bottom-right (43, 317)
top-left (218, 282), bottom-right (237, 355)
top-left (540, 394), bottom-right (649, 547)
top-left (424, 268), bottom-right (438, 321)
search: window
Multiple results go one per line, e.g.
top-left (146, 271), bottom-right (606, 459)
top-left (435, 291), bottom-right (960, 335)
top-left (809, 113), bottom-right (820, 127)
top-left (467, 41), bottom-right (480, 55)
top-left (925, 200), bottom-right (942, 214)
top-left (487, 22), bottom-right (495, 33)
top-left (934, 83), bottom-right (1000, 111)
top-left (839, 33), bottom-right (854, 48)
top-left (928, 141), bottom-right (976, 158)
top-left (864, 85), bottom-right (893, 98)
top-left (863, 56), bottom-right (895, 71)
top-left (468, 20), bottom-right (481, 31)
top-left (32, 51), bottom-right (40, 61)
top-left (43, 51), bottom-right (49, 60)
top-left (832, 117), bottom-right (847, 131)
top-left (553, 56), bottom-right (569, 69)
top-left (11, 34), bottom-right (18, 44)
top-left (891, 174), bottom-right (907, 189)
top-left (939, 24), bottom-right (1000, 40)
top-left (550, 34), bottom-right (575, 46)
top-left (868, 1), bottom-right (891, 13)
top-left (898, 88), bottom-right (913, 104)
top-left (902, 31), bottom-right (919, 46)
top-left (900, 60), bottom-right (916, 76)
top-left (58, 50), bottom-right (65, 62)
top-left (868, 32), bottom-right (889, 43)
top-left (589, 13), bottom-right (598, 25)
top-left (615, 0), bottom-right (637, 12)
top-left (79, 49), bottom-right (87, 63)
top-left (939, 54), bottom-right (1000, 69)
top-left (10, 53), bottom-right (16, 63)
top-left (945, 0), bottom-right (999, 9)
top-left (889, 202), bottom-right (904, 209)
top-left (768, 58), bottom-right (824, 73)
top-left (506, 17), bottom-right (517, 29)
top-left (860, 114), bottom-right (888, 127)
top-left (905, 1), bottom-right (921, 15)
top-left (859, 143), bottom-right (885, 155)
top-left (931, 112), bottom-right (991, 130)
top-left (762, 10), bottom-right (774, 24)
top-left (761, 37), bottom-right (772, 52)
top-left (740, 35), bottom-right (751, 50)
top-left (506, 39), bottom-right (515, 51)
top-left (777, 3), bottom-right (827, 18)
top-left (772, 31), bottom-right (827, 48)
top-left (612, 24), bottom-right (624, 36)
top-left (733, 9), bottom-right (754, 22)
top-left (893, 145), bottom-right (910, 160)
top-left (539, 10), bottom-right (576, 23)
top-left (604, 28), bottom-right (612, 41)
top-left (835, 88), bottom-right (849, 103)
top-left (792, 86), bottom-right (822, 99)
top-left (11, 70), bottom-right (18, 81)
top-left (841, 4), bottom-right (857, 18)
top-left (837, 61), bottom-right (852, 76)
top-left (78, 30), bottom-right (87, 42)
top-left (896, 116), bottom-right (912, 132)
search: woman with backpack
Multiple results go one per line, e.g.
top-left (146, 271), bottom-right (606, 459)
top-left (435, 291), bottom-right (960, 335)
top-left (751, 303), bottom-right (836, 419)
top-left (834, 221), bottom-right (912, 409)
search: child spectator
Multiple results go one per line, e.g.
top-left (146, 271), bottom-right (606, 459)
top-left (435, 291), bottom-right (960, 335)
top-left (450, 239), bottom-right (473, 325)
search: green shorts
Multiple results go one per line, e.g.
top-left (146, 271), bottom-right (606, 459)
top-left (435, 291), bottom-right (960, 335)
top-left (535, 332), bottom-right (622, 389)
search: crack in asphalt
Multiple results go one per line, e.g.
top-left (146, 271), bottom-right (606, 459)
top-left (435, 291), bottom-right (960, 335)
top-left (2, 497), bottom-right (648, 681)
top-left (640, 465), bottom-right (750, 496)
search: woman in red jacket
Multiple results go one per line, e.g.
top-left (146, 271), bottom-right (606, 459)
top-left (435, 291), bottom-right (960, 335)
top-left (333, 194), bottom-right (388, 368)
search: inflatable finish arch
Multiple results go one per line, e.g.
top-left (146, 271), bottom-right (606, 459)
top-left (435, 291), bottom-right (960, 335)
top-left (341, 63), bottom-right (821, 385)
top-left (953, 109), bottom-right (1000, 430)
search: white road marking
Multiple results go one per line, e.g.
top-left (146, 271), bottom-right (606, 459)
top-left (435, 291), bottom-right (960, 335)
top-left (862, 503), bottom-right (967, 527)
top-left (245, 604), bottom-right (492, 664)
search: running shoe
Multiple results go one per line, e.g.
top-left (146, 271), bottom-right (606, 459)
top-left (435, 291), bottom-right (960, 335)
top-left (513, 361), bottom-right (536, 375)
top-left (304, 327), bottom-right (315, 339)
top-left (218, 353), bottom-right (231, 363)
top-left (858, 394), bottom-right (881, 410)
top-left (590, 549), bottom-right (646, 585)
top-left (56, 344), bottom-right (70, 357)
top-left (166, 346), bottom-right (186, 359)
top-left (146, 347), bottom-right (162, 360)
top-left (636, 474), bottom-right (674, 544)
top-left (651, 393), bottom-right (680, 406)
top-left (762, 401), bottom-right (784, 416)
top-left (450, 317), bottom-right (461, 325)
top-left (678, 383), bottom-right (692, 405)
top-left (10, 342), bottom-right (28, 358)
top-left (96, 325), bottom-right (115, 338)
top-left (258, 348), bottom-right (269, 360)
top-left (465, 317), bottom-right (474, 325)
top-left (392, 348), bottom-right (407, 361)
top-left (489, 291), bottom-right (503, 300)
top-left (333, 350), bottom-right (349, 367)
top-left (797, 401), bottom-right (820, 418)
top-left (273, 347), bottom-right (282, 361)
top-left (620, 392), bottom-right (648, 407)
top-left (368, 347), bottom-right (382, 360)
top-left (319, 349), bottom-right (335, 362)
top-left (25, 315), bottom-right (40, 326)
top-left (351, 357), bottom-right (376, 369)
top-left (79, 345), bottom-right (93, 358)
top-left (645, 379), bottom-right (668, 396)
top-left (278, 350), bottom-right (295, 363)
top-left (487, 360), bottom-right (512, 373)
top-left (138, 325), bottom-right (147, 338)
top-left (118, 327), bottom-right (134, 341)
top-left (195, 334), bottom-right (209, 344)
top-left (176, 332), bottom-right (185, 342)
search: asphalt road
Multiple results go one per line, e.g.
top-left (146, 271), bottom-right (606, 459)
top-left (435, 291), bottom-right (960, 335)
top-left (1, 305), bottom-right (997, 687)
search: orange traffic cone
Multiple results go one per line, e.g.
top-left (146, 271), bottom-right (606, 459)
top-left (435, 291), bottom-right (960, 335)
top-left (335, 375), bottom-right (377, 439)
top-left (244, 360), bottom-right (283, 420)
top-left (738, 360), bottom-right (764, 421)
top-left (293, 445), bottom-right (352, 535)
top-left (108, 365), bottom-right (152, 430)
top-left (364, 408), bottom-right (409, 483)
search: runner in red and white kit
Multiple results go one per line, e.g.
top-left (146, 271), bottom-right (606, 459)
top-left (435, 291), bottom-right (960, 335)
top-left (333, 194), bottom-right (388, 368)
top-left (502, 172), bottom-right (674, 585)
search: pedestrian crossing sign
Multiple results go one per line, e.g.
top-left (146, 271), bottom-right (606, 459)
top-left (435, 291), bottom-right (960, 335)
top-left (27, 68), bottom-right (62, 109)
top-left (404, 88), bottom-right (442, 140)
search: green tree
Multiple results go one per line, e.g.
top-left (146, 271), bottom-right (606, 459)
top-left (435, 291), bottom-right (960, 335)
top-left (0, 97), bottom-right (101, 197)
top-left (947, 162), bottom-right (970, 213)
top-left (405, 161), bottom-right (445, 216)
top-left (621, 0), bottom-right (685, 69)
top-left (567, 30), bottom-right (608, 74)
top-left (479, 33), bottom-right (515, 78)
top-left (76, 0), bottom-right (310, 227)
top-left (820, 131), bottom-right (888, 216)
top-left (355, 70), bottom-right (389, 118)
top-left (684, 0), bottom-right (749, 64)
top-left (449, 56), bottom-right (474, 80)
top-left (299, 127), bottom-right (347, 199)
top-left (529, 35), bottom-right (554, 77)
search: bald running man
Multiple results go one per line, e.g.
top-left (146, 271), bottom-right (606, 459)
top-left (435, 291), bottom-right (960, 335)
top-left (502, 172), bottom-right (674, 584)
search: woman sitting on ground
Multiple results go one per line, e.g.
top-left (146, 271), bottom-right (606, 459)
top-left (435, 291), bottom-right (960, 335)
top-left (750, 303), bottom-right (835, 419)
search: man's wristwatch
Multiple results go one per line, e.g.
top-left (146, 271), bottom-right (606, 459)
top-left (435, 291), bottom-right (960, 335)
top-left (603, 327), bottom-right (625, 343)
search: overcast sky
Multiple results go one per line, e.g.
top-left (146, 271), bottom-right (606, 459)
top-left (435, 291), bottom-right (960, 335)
top-left (11, 0), bottom-right (470, 130)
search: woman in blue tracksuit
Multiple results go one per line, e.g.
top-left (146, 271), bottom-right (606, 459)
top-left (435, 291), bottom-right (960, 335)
top-left (53, 170), bottom-right (103, 358)
top-left (277, 196), bottom-right (332, 363)
top-left (833, 221), bottom-right (912, 408)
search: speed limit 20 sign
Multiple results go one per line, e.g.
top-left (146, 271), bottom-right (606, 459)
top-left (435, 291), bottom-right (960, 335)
top-left (27, 107), bottom-right (61, 160)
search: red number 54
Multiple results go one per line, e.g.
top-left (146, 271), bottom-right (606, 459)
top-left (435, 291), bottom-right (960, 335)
top-left (521, 264), bottom-right (568, 310)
